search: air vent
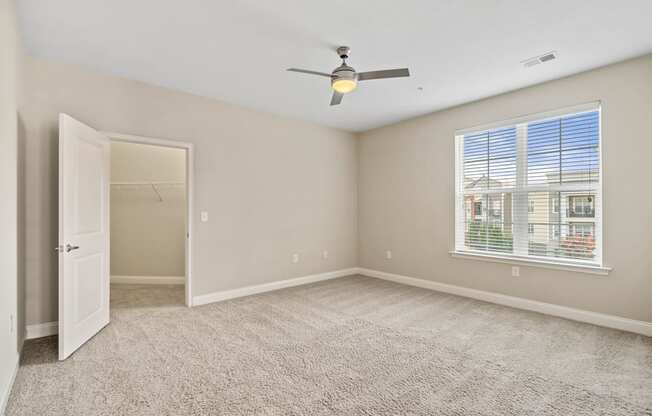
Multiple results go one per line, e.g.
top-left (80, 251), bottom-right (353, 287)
top-left (523, 59), bottom-right (541, 68)
top-left (522, 51), bottom-right (557, 68)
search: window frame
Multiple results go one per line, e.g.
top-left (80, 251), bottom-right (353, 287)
top-left (453, 102), bottom-right (608, 273)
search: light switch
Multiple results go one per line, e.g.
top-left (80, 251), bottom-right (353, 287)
top-left (200, 211), bottom-right (208, 222)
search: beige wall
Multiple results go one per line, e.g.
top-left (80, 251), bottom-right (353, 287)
top-left (20, 56), bottom-right (358, 326)
top-left (0, 0), bottom-right (20, 410)
top-left (110, 142), bottom-right (186, 277)
top-left (358, 54), bottom-right (652, 322)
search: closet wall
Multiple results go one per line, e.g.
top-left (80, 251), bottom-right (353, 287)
top-left (110, 141), bottom-right (186, 279)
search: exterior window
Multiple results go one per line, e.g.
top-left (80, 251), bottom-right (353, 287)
top-left (473, 201), bottom-right (482, 217)
top-left (455, 104), bottom-right (602, 265)
top-left (569, 223), bottom-right (595, 237)
top-left (568, 195), bottom-right (595, 218)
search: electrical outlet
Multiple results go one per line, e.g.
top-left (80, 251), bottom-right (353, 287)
top-left (322, 250), bottom-right (329, 260)
top-left (511, 266), bottom-right (520, 277)
top-left (292, 253), bottom-right (299, 264)
top-left (200, 211), bottom-right (209, 222)
top-left (386, 250), bottom-right (392, 260)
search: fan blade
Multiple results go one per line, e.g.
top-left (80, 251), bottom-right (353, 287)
top-left (287, 68), bottom-right (332, 78)
top-left (357, 68), bottom-right (410, 81)
top-left (330, 91), bottom-right (343, 106)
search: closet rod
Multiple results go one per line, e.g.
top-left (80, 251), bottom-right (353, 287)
top-left (110, 181), bottom-right (184, 202)
top-left (110, 181), bottom-right (184, 185)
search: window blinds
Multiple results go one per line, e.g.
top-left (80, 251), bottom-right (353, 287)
top-left (454, 104), bottom-right (601, 265)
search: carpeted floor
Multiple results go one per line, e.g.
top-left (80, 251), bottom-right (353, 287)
top-left (7, 276), bottom-right (652, 415)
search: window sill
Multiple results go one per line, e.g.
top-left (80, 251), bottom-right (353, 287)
top-left (449, 250), bottom-right (612, 276)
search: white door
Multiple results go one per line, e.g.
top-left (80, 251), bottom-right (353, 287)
top-left (57, 114), bottom-right (110, 360)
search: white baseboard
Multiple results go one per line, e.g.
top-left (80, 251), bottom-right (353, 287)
top-left (27, 267), bottom-right (650, 343)
top-left (111, 275), bottom-right (185, 285)
top-left (192, 268), bottom-right (359, 306)
top-left (0, 355), bottom-right (19, 416)
top-left (25, 321), bottom-right (58, 340)
top-left (358, 268), bottom-right (652, 337)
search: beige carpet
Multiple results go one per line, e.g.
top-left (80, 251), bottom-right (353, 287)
top-left (7, 276), bottom-right (652, 415)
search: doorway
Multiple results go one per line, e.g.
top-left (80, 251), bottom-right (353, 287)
top-left (107, 132), bottom-right (194, 307)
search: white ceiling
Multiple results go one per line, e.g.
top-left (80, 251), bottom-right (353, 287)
top-left (17, 0), bottom-right (652, 132)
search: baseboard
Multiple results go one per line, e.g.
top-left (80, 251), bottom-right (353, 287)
top-left (358, 268), bottom-right (652, 337)
top-left (25, 321), bottom-right (58, 340)
top-left (192, 268), bottom-right (359, 306)
top-left (111, 275), bottom-right (185, 285)
top-left (0, 355), bottom-right (19, 416)
top-left (30, 267), bottom-right (650, 339)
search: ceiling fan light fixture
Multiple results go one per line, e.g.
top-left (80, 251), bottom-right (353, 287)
top-left (332, 78), bottom-right (357, 94)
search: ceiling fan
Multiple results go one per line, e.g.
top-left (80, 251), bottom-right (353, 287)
top-left (287, 46), bottom-right (410, 106)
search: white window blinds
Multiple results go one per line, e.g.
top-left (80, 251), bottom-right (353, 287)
top-left (454, 103), bottom-right (602, 265)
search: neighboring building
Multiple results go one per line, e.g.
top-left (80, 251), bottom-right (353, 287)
top-left (463, 175), bottom-right (512, 233)
top-left (527, 171), bottom-right (597, 258)
top-left (463, 176), bottom-right (513, 253)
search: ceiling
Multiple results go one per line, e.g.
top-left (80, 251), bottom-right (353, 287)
top-left (17, 0), bottom-right (652, 132)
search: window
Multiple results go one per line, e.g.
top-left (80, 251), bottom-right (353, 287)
top-left (454, 103), bottom-right (602, 266)
top-left (568, 195), bottom-right (595, 217)
top-left (569, 222), bottom-right (595, 237)
top-left (473, 201), bottom-right (482, 217)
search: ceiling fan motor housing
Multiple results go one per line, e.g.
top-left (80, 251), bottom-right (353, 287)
top-left (332, 64), bottom-right (357, 82)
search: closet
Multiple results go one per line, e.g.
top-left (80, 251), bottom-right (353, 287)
top-left (109, 141), bottom-right (186, 286)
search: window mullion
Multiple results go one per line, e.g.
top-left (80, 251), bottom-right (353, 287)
top-left (513, 123), bottom-right (528, 256)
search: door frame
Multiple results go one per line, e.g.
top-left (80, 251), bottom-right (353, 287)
top-left (103, 131), bottom-right (194, 307)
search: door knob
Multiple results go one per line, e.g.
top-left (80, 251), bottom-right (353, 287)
top-left (65, 244), bottom-right (80, 252)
